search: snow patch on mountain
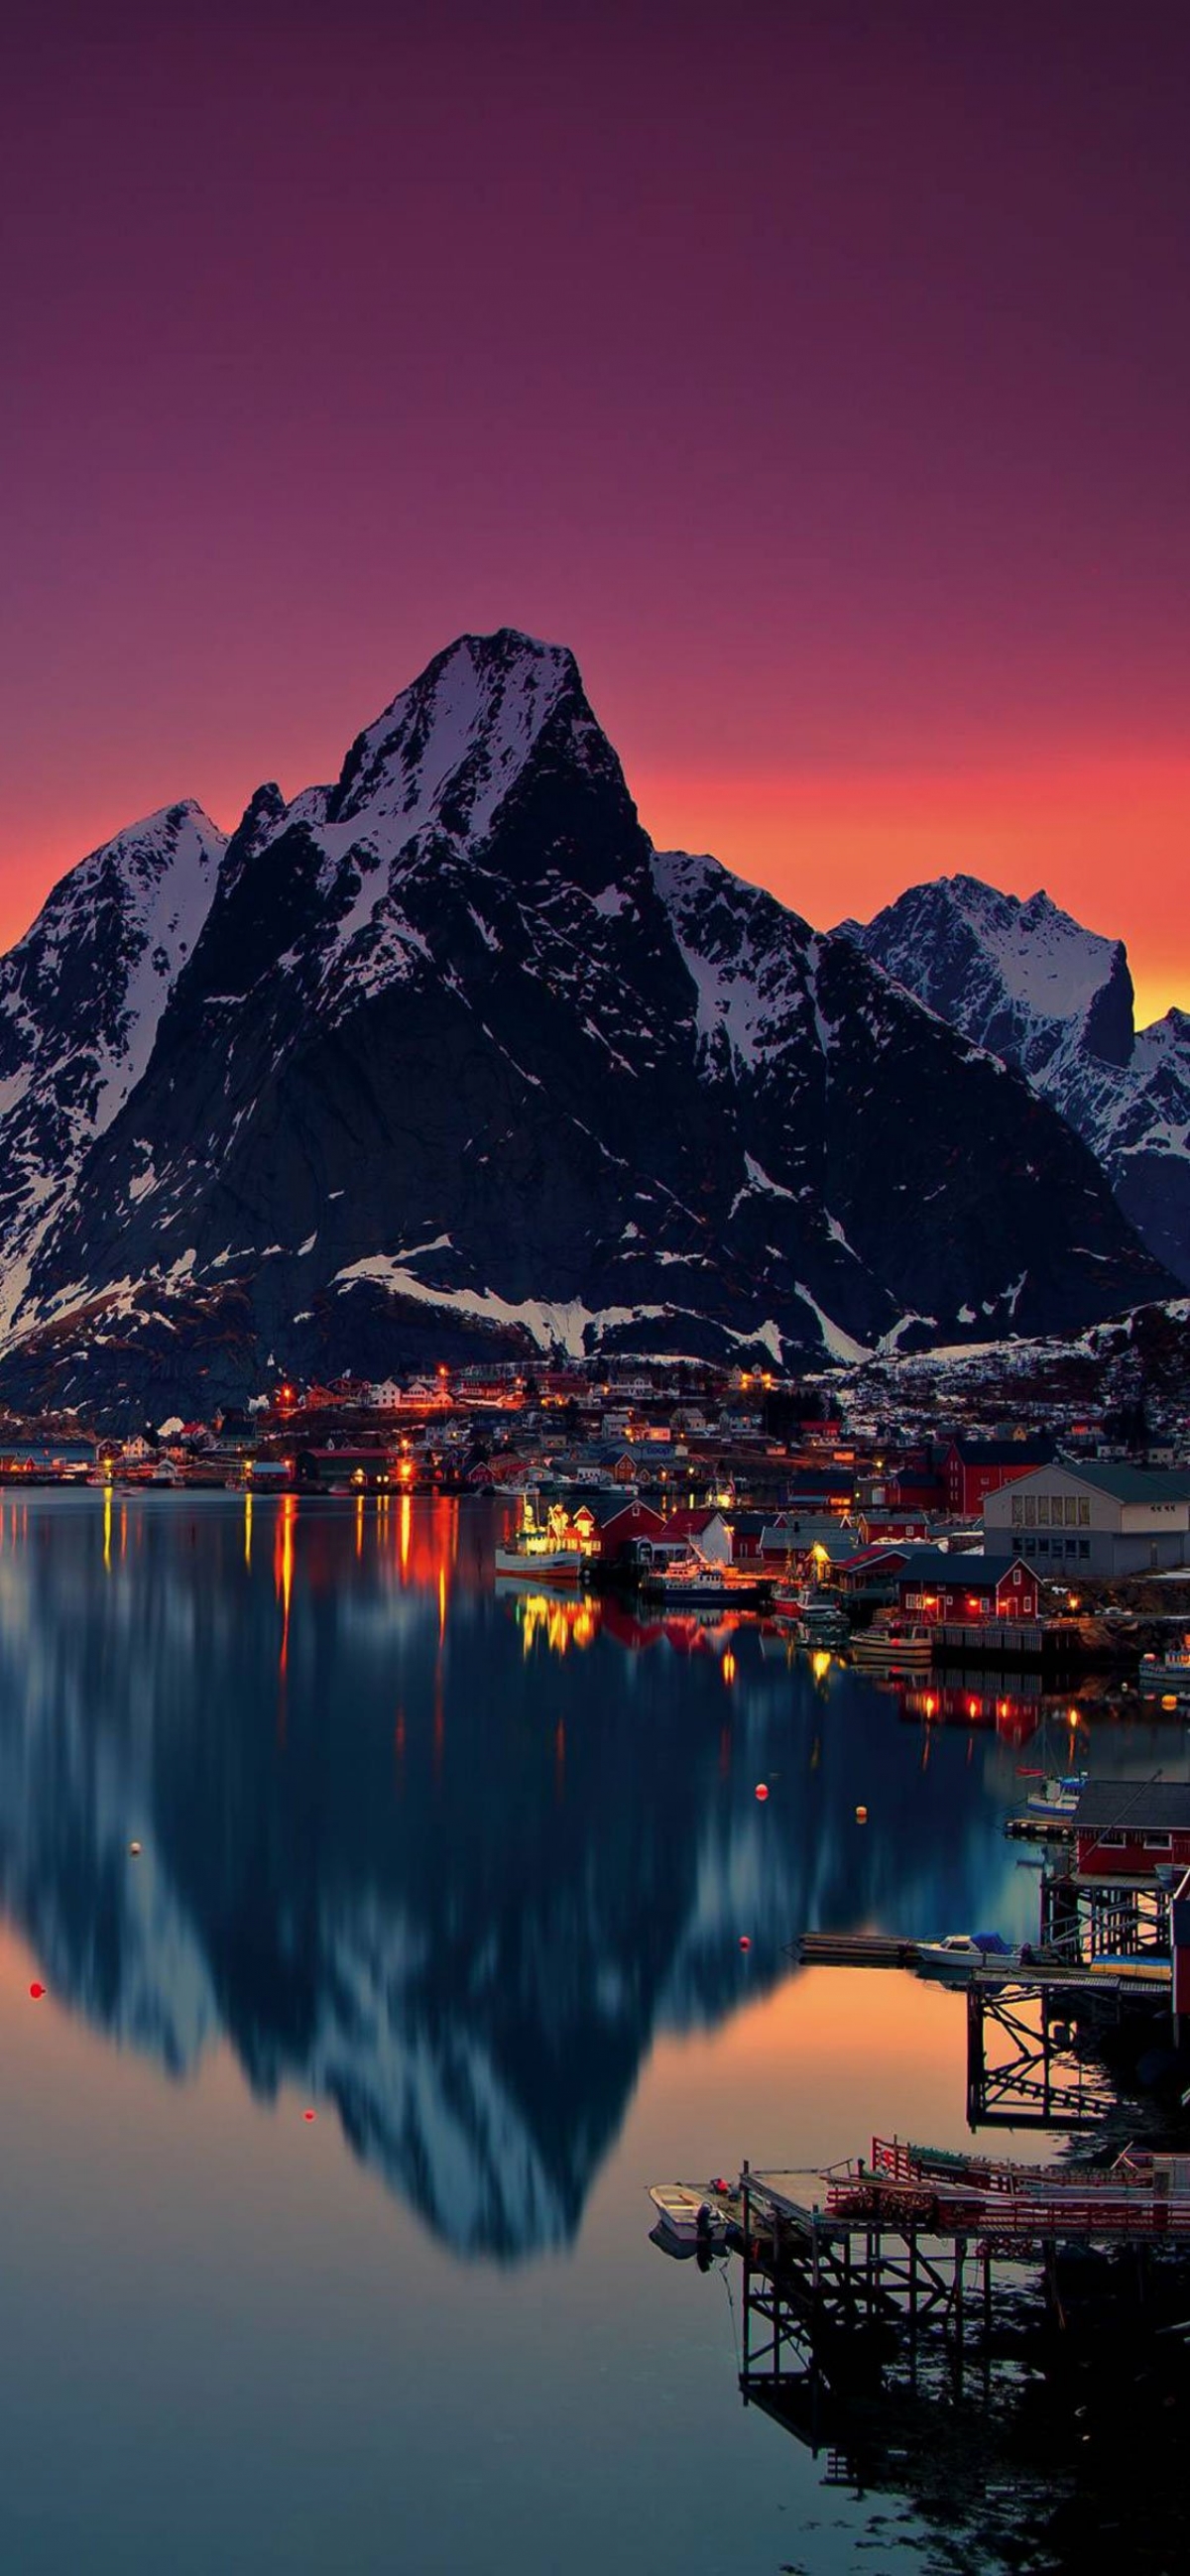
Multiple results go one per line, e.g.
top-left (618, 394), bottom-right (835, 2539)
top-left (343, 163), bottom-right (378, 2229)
top-left (333, 1255), bottom-right (671, 1358)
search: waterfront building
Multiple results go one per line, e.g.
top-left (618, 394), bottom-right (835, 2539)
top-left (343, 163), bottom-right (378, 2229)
top-left (984, 1461), bottom-right (1190, 1576)
top-left (895, 1550), bottom-right (1041, 1623)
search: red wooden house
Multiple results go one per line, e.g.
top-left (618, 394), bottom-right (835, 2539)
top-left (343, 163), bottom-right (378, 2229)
top-left (896, 1552), bottom-right (1041, 1622)
top-left (569, 1497), bottom-right (668, 1562)
top-left (943, 1437), bottom-right (1054, 1518)
top-left (1073, 1783), bottom-right (1190, 1883)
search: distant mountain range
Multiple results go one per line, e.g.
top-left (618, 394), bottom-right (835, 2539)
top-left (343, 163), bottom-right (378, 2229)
top-left (0, 631), bottom-right (1174, 1416)
top-left (842, 876), bottom-right (1190, 1289)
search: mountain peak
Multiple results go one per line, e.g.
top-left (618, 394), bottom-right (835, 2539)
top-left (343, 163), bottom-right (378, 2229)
top-left (847, 872), bottom-right (1134, 1075)
top-left (327, 628), bottom-right (592, 840)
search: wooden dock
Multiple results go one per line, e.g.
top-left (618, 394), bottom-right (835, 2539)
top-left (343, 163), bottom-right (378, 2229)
top-left (743, 2136), bottom-right (1190, 2251)
top-left (796, 1929), bottom-right (1170, 1994)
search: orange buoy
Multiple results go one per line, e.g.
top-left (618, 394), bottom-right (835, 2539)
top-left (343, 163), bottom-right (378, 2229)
top-left (129, 1839), bottom-right (143, 1856)
top-left (856, 1805), bottom-right (868, 1823)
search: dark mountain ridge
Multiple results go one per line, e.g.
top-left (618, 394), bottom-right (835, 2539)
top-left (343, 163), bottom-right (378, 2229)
top-left (0, 633), bottom-right (1169, 1416)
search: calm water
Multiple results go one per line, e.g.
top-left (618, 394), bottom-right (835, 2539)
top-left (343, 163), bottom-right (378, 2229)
top-left (0, 1490), bottom-right (1184, 2574)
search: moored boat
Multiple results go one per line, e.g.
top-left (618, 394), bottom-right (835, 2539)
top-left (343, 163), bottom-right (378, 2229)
top-left (915, 1931), bottom-right (1022, 1979)
top-left (850, 1621), bottom-right (933, 1672)
top-left (1138, 1648), bottom-right (1190, 1695)
top-left (1023, 1770), bottom-right (1086, 1816)
top-left (494, 1490), bottom-right (592, 1582)
top-left (647, 2182), bottom-right (732, 2245)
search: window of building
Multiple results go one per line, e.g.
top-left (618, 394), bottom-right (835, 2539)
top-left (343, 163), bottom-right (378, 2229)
top-left (1099, 1830), bottom-right (1126, 1848)
top-left (1012, 1494), bottom-right (1022, 1526)
top-left (1037, 1536), bottom-right (1049, 1554)
top-left (1078, 1540), bottom-right (1090, 1560)
top-left (1037, 1497), bottom-right (1049, 1525)
top-left (1024, 1497), bottom-right (1036, 1527)
top-left (1145, 1833), bottom-right (1172, 1851)
top-left (1065, 1497), bottom-right (1079, 1528)
top-left (1078, 1499), bottom-right (1091, 1526)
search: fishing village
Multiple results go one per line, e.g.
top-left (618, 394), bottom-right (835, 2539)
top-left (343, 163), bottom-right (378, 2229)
top-left (6, 1342), bottom-right (1190, 2561)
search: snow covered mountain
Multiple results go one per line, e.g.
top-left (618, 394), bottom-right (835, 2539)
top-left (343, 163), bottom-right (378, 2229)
top-left (0, 800), bottom-right (225, 1338)
top-left (0, 637), bottom-right (1169, 1413)
top-left (844, 877), bottom-right (1190, 1286)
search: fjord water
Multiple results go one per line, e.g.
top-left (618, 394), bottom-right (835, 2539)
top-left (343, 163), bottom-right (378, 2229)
top-left (0, 1493), bottom-right (1176, 2575)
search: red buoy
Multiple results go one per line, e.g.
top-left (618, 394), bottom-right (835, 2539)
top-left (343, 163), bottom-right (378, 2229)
top-left (29, 1981), bottom-right (45, 2000)
top-left (755, 1783), bottom-right (769, 1802)
top-left (738, 1935), bottom-right (751, 1951)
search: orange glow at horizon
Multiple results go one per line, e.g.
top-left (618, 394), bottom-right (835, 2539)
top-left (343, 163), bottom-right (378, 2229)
top-left (637, 747), bottom-right (1190, 1028)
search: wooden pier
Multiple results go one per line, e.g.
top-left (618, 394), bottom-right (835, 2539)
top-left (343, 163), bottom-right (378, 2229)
top-left (730, 2136), bottom-right (1190, 2419)
top-left (797, 1928), bottom-right (1171, 1993)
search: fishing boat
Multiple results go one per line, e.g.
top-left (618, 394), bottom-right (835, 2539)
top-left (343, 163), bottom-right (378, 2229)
top-left (771, 1584), bottom-right (850, 1646)
top-left (493, 1492), bottom-right (591, 1582)
top-left (1023, 1770), bottom-right (1086, 1817)
top-left (850, 1621), bottom-right (933, 1672)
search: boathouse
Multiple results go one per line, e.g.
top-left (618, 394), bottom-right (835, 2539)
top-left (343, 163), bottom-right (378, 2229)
top-left (1072, 1782), bottom-right (1190, 1882)
top-left (896, 1551), bottom-right (1040, 1623)
top-left (569, 1497), bottom-right (668, 1562)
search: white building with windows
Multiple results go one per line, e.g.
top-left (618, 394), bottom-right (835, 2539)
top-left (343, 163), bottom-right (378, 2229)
top-left (984, 1461), bottom-right (1190, 1577)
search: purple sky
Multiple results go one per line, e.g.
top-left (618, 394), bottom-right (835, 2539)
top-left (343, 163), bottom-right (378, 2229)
top-left (3, 1), bottom-right (1187, 1016)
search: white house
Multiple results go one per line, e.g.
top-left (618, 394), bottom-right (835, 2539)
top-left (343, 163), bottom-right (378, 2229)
top-left (984, 1461), bottom-right (1190, 1577)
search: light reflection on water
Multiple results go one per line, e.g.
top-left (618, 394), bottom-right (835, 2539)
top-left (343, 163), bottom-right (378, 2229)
top-left (0, 1490), bottom-right (1183, 2575)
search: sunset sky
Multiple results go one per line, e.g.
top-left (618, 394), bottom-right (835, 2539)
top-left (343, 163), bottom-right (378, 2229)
top-left (3, 1), bottom-right (1186, 1024)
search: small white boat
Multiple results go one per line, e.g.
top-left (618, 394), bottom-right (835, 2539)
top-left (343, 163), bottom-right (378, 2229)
top-left (647, 2182), bottom-right (732, 2245)
top-left (915, 1932), bottom-right (1021, 1979)
top-left (1024, 1772), bottom-right (1086, 1816)
top-left (639, 1554), bottom-right (732, 1604)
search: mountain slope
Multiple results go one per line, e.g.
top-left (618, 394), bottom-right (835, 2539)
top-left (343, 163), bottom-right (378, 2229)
top-left (0, 638), bottom-right (1170, 1414)
top-left (845, 876), bottom-right (1190, 1285)
top-left (0, 800), bottom-right (225, 1339)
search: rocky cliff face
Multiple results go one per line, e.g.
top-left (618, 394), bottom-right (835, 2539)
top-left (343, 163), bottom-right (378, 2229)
top-left (846, 876), bottom-right (1190, 1285)
top-left (0, 800), bottom-right (225, 1342)
top-left (0, 636), bottom-right (1168, 1415)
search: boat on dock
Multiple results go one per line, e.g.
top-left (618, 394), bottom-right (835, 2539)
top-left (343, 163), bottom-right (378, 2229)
top-left (913, 1930), bottom-right (1022, 1979)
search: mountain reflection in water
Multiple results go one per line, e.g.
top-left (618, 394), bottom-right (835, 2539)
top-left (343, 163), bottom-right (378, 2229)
top-left (0, 1493), bottom-right (1097, 2263)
